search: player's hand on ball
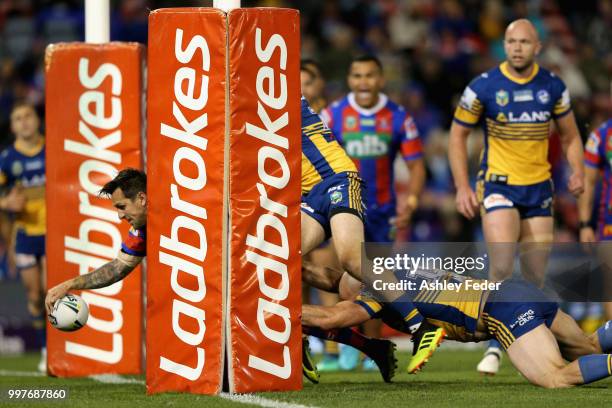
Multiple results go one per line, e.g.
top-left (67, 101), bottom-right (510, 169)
top-left (45, 282), bottom-right (71, 315)
top-left (47, 293), bottom-right (89, 332)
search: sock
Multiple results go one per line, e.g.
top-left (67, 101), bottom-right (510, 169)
top-left (597, 321), bottom-right (612, 353)
top-left (578, 354), bottom-right (612, 384)
top-left (32, 312), bottom-right (46, 350)
top-left (488, 338), bottom-right (502, 351)
top-left (386, 293), bottom-right (423, 334)
top-left (304, 326), bottom-right (371, 354)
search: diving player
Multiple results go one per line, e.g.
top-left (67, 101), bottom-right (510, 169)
top-left (449, 19), bottom-right (585, 374)
top-left (0, 103), bottom-right (47, 371)
top-left (303, 270), bottom-right (612, 388)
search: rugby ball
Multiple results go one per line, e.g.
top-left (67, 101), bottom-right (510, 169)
top-left (48, 293), bottom-right (89, 332)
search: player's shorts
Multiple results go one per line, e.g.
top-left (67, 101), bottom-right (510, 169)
top-left (482, 279), bottom-right (558, 350)
top-left (477, 178), bottom-right (553, 219)
top-left (301, 171), bottom-right (365, 239)
top-left (14, 229), bottom-right (45, 270)
top-left (364, 203), bottom-right (395, 243)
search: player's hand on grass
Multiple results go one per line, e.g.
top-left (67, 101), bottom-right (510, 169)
top-left (3, 185), bottom-right (26, 212)
top-left (455, 186), bottom-right (479, 219)
top-left (567, 171), bottom-right (584, 197)
top-left (45, 282), bottom-right (71, 315)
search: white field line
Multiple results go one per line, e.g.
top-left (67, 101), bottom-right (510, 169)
top-left (0, 370), bottom-right (317, 408)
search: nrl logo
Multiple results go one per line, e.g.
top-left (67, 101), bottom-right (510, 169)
top-left (330, 190), bottom-right (343, 204)
top-left (495, 89), bottom-right (509, 107)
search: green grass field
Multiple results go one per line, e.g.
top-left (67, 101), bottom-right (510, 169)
top-left (1, 350), bottom-right (611, 408)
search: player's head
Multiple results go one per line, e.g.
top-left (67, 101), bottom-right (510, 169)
top-left (10, 102), bottom-right (40, 142)
top-left (301, 59), bottom-right (325, 102)
top-left (300, 65), bottom-right (318, 106)
top-left (503, 19), bottom-right (541, 72)
top-left (347, 55), bottom-right (385, 109)
top-left (100, 168), bottom-right (147, 228)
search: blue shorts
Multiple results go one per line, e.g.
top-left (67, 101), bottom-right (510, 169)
top-left (301, 172), bottom-right (365, 239)
top-left (477, 178), bottom-right (553, 219)
top-left (483, 279), bottom-right (558, 350)
top-left (365, 204), bottom-right (395, 243)
top-left (15, 229), bottom-right (45, 269)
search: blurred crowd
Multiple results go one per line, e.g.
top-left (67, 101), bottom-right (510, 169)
top-left (0, 0), bottom-right (609, 247)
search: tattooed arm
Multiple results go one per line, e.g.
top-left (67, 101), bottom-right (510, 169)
top-left (45, 254), bottom-right (142, 314)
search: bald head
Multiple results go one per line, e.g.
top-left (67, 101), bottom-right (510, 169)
top-left (504, 19), bottom-right (541, 73)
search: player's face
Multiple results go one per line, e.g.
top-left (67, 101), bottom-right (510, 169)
top-left (347, 61), bottom-right (384, 109)
top-left (10, 106), bottom-right (40, 141)
top-left (301, 70), bottom-right (318, 105)
top-left (504, 25), bottom-right (541, 72)
top-left (111, 188), bottom-right (147, 228)
top-left (304, 64), bottom-right (325, 99)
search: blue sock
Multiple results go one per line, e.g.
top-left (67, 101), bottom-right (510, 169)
top-left (387, 293), bottom-right (423, 333)
top-left (578, 354), bottom-right (612, 384)
top-left (488, 338), bottom-right (502, 350)
top-left (597, 321), bottom-right (612, 353)
top-left (32, 313), bottom-right (46, 349)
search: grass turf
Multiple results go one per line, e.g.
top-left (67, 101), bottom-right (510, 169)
top-left (1, 350), bottom-right (611, 408)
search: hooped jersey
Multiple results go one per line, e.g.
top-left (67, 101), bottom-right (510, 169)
top-left (0, 138), bottom-right (46, 236)
top-left (322, 93), bottom-right (423, 208)
top-left (584, 119), bottom-right (612, 237)
top-left (454, 62), bottom-right (571, 185)
top-left (301, 96), bottom-right (357, 195)
top-left (121, 226), bottom-right (146, 257)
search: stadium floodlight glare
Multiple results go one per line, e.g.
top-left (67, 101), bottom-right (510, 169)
top-left (213, 0), bottom-right (241, 12)
top-left (85, 0), bottom-right (110, 43)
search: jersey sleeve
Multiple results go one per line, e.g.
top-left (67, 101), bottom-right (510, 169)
top-left (121, 227), bottom-right (146, 257)
top-left (398, 113), bottom-right (423, 161)
top-left (584, 126), bottom-right (605, 169)
top-left (301, 96), bottom-right (335, 142)
top-left (551, 75), bottom-right (572, 118)
top-left (453, 77), bottom-right (484, 127)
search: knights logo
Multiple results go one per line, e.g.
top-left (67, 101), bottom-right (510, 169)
top-left (495, 90), bottom-right (509, 107)
top-left (345, 116), bottom-right (357, 130)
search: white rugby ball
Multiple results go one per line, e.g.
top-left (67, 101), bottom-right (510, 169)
top-left (49, 293), bottom-right (89, 332)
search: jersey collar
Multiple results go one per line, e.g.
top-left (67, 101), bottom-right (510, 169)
top-left (347, 92), bottom-right (388, 116)
top-left (500, 61), bottom-right (539, 84)
top-left (15, 136), bottom-right (44, 157)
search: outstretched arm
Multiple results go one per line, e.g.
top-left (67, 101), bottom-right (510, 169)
top-left (302, 301), bottom-right (370, 330)
top-left (45, 254), bottom-right (140, 314)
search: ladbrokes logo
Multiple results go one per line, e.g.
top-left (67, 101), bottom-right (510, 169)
top-left (157, 28), bottom-right (211, 381)
top-left (63, 57), bottom-right (125, 364)
top-left (243, 27), bottom-right (292, 379)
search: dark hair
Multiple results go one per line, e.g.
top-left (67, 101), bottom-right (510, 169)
top-left (350, 55), bottom-right (383, 72)
top-left (100, 168), bottom-right (146, 199)
top-left (300, 63), bottom-right (316, 79)
top-left (300, 59), bottom-right (323, 77)
top-left (10, 101), bottom-right (37, 116)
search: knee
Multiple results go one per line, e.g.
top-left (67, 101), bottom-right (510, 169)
top-left (337, 254), bottom-right (361, 279)
top-left (539, 372), bottom-right (572, 389)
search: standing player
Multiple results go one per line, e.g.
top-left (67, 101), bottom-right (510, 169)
top-left (45, 168), bottom-right (146, 313)
top-left (579, 118), bottom-right (612, 320)
top-left (320, 55), bottom-right (428, 372)
top-left (449, 19), bottom-right (585, 374)
top-left (0, 103), bottom-right (47, 371)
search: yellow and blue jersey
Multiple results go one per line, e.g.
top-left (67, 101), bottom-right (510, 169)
top-left (454, 62), bottom-right (571, 185)
top-left (301, 96), bottom-right (357, 195)
top-left (357, 269), bottom-right (487, 342)
top-left (0, 138), bottom-right (46, 236)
